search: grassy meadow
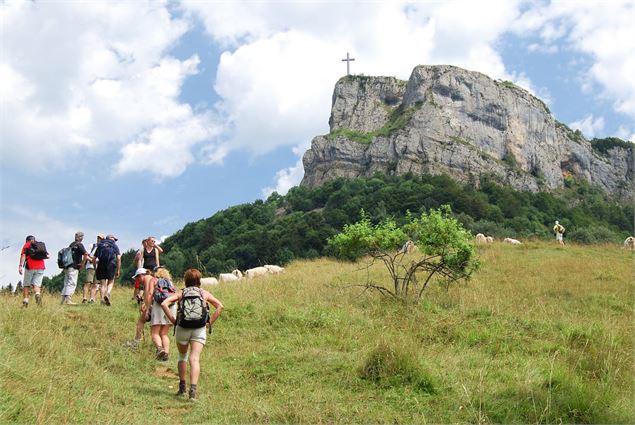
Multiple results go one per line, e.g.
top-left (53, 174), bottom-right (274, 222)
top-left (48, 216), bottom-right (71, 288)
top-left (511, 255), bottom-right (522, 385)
top-left (1, 241), bottom-right (633, 424)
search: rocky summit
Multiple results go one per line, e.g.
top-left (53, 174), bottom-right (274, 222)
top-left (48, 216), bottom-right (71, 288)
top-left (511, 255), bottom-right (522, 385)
top-left (301, 65), bottom-right (633, 200)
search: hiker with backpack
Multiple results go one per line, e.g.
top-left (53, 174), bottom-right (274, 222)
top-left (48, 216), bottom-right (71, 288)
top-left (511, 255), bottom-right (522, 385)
top-left (60, 232), bottom-right (91, 305)
top-left (553, 220), bottom-right (566, 246)
top-left (126, 267), bottom-right (153, 350)
top-left (82, 234), bottom-right (103, 304)
top-left (94, 234), bottom-right (121, 306)
top-left (144, 266), bottom-right (177, 361)
top-left (160, 268), bottom-right (224, 401)
top-left (18, 235), bottom-right (48, 307)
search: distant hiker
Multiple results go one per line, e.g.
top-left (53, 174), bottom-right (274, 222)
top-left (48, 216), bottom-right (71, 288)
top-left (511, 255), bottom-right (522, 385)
top-left (94, 234), bottom-right (121, 306)
top-left (161, 268), bottom-right (224, 401)
top-left (60, 232), bottom-right (91, 305)
top-left (553, 220), bottom-right (565, 246)
top-left (18, 235), bottom-right (48, 307)
top-left (133, 236), bottom-right (162, 303)
top-left (127, 267), bottom-right (152, 350)
top-left (145, 266), bottom-right (176, 361)
top-left (82, 234), bottom-right (103, 304)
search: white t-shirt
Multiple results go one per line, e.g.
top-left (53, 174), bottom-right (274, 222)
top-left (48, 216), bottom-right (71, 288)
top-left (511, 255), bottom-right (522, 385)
top-left (85, 243), bottom-right (97, 269)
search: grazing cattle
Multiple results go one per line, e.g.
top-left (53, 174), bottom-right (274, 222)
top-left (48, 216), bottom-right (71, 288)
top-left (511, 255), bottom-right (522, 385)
top-left (245, 266), bottom-right (269, 279)
top-left (485, 236), bottom-right (494, 243)
top-left (398, 240), bottom-right (416, 254)
top-left (624, 236), bottom-right (635, 250)
top-left (264, 264), bottom-right (284, 274)
top-left (503, 237), bottom-right (522, 245)
top-left (475, 233), bottom-right (487, 244)
top-left (201, 277), bottom-right (218, 286)
top-left (219, 269), bottom-right (243, 283)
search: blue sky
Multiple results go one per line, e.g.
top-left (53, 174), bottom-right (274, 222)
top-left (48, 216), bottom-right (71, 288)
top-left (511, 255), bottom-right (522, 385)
top-left (1, 0), bottom-right (634, 285)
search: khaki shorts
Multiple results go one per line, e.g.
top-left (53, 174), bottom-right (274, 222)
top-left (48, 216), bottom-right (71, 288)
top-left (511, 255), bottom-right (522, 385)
top-left (151, 301), bottom-right (176, 326)
top-left (85, 268), bottom-right (97, 284)
top-left (175, 325), bottom-right (207, 345)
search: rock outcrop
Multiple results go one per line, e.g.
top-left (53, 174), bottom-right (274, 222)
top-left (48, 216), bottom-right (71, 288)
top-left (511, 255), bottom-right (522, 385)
top-left (301, 65), bottom-right (634, 200)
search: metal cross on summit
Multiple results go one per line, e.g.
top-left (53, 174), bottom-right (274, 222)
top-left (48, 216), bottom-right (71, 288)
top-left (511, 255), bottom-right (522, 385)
top-left (342, 52), bottom-right (355, 76)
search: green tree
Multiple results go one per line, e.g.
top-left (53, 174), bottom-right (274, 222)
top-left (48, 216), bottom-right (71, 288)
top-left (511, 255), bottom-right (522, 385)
top-left (328, 205), bottom-right (478, 302)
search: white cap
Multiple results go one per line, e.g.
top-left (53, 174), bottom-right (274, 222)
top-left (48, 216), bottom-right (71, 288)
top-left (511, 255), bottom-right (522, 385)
top-left (555, 220), bottom-right (559, 224)
top-left (132, 268), bottom-right (148, 278)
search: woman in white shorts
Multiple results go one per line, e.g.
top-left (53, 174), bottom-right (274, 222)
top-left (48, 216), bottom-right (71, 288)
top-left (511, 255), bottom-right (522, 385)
top-left (144, 267), bottom-right (176, 361)
top-left (161, 268), bottom-right (223, 401)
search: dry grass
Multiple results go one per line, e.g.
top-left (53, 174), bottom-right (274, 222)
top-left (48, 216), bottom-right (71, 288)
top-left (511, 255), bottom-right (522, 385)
top-left (1, 241), bottom-right (633, 424)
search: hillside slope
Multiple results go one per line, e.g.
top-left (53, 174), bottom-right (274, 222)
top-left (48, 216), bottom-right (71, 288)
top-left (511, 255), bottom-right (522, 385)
top-left (1, 242), bottom-right (633, 424)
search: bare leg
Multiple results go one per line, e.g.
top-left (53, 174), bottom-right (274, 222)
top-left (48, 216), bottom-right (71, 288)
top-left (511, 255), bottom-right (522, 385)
top-left (150, 325), bottom-right (163, 352)
top-left (188, 341), bottom-right (204, 386)
top-left (177, 343), bottom-right (188, 381)
top-left (160, 325), bottom-right (171, 354)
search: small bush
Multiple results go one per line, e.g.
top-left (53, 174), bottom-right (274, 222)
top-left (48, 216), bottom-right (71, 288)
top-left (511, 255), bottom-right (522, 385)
top-left (567, 225), bottom-right (619, 244)
top-left (359, 342), bottom-right (436, 394)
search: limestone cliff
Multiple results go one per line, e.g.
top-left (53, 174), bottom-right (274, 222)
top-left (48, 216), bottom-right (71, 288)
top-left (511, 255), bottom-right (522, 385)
top-left (301, 65), bottom-right (634, 200)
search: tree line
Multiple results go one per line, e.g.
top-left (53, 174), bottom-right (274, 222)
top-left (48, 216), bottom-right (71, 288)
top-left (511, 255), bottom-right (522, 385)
top-left (35, 172), bottom-right (632, 291)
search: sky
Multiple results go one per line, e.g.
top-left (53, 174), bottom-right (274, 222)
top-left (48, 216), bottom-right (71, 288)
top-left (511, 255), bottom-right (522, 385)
top-left (1, 0), bottom-right (634, 286)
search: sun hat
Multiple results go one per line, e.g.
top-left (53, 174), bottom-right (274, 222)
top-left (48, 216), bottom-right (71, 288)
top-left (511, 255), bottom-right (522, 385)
top-left (132, 268), bottom-right (148, 278)
top-left (97, 233), bottom-right (105, 240)
top-left (106, 234), bottom-right (118, 241)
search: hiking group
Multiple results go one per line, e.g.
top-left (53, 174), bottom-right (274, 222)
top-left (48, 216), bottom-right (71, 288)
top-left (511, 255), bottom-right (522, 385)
top-left (18, 232), bottom-right (224, 401)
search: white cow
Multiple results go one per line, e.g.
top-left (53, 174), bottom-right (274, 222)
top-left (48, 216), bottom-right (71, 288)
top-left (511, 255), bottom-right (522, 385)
top-left (201, 277), bottom-right (218, 286)
top-left (475, 233), bottom-right (487, 244)
top-left (219, 269), bottom-right (243, 283)
top-left (264, 264), bottom-right (284, 274)
top-left (398, 240), bottom-right (416, 254)
top-left (485, 236), bottom-right (494, 243)
top-left (245, 266), bottom-right (269, 279)
top-left (623, 236), bottom-right (635, 250)
top-left (503, 237), bottom-right (522, 245)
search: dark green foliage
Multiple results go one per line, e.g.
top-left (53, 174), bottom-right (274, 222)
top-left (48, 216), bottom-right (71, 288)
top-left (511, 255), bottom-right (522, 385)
top-left (154, 174), bottom-right (632, 278)
top-left (590, 137), bottom-right (633, 156)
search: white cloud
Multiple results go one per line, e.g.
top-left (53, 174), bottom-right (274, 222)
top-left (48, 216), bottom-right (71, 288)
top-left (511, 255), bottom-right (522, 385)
top-left (616, 125), bottom-right (634, 142)
top-left (569, 114), bottom-right (605, 138)
top-left (514, 1), bottom-right (635, 119)
top-left (183, 0), bottom-right (531, 188)
top-left (0, 1), bottom-right (217, 178)
top-left (262, 152), bottom-right (306, 198)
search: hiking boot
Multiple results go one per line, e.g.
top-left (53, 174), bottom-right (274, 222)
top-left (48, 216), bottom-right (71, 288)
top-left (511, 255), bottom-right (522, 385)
top-left (22, 299), bottom-right (29, 308)
top-left (82, 298), bottom-right (87, 304)
top-left (188, 387), bottom-right (197, 401)
top-left (62, 297), bottom-right (76, 305)
top-left (176, 380), bottom-right (187, 397)
top-left (88, 299), bottom-right (95, 304)
top-left (35, 293), bottom-right (41, 306)
top-left (103, 295), bottom-right (111, 306)
top-left (156, 349), bottom-right (169, 361)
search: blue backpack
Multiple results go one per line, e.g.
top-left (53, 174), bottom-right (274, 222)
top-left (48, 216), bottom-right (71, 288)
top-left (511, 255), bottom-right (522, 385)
top-left (96, 239), bottom-right (118, 264)
top-left (153, 278), bottom-right (176, 304)
top-left (57, 246), bottom-right (73, 269)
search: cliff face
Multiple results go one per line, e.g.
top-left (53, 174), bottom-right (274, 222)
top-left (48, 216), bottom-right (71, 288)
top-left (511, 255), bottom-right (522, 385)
top-left (301, 65), bottom-right (634, 200)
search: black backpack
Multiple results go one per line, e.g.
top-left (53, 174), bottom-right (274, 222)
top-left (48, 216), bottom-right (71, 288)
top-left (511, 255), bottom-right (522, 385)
top-left (27, 241), bottom-right (48, 260)
top-left (153, 278), bottom-right (176, 304)
top-left (96, 239), bottom-right (118, 264)
top-left (176, 287), bottom-right (209, 329)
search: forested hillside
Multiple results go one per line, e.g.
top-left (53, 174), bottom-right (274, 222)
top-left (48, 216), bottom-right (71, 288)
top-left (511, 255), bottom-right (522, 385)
top-left (155, 173), bottom-right (632, 279)
top-left (35, 172), bottom-right (631, 292)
